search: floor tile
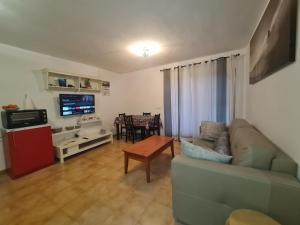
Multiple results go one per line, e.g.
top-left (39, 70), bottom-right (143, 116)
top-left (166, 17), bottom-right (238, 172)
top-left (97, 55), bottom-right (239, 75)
top-left (138, 202), bottom-right (174, 225)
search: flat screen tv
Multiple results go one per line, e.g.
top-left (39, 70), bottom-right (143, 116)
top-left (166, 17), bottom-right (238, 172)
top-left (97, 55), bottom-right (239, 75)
top-left (59, 94), bottom-right (95, 116)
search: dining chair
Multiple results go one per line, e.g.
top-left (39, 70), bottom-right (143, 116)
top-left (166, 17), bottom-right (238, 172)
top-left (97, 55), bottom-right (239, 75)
top-left (149, 114), bottom-right (161, 136)
top-left (124, 115), bottom-right (141, 143)
top-left (118, 113), bottom-right (127, 139)
top-left (143, 112), bottom-right (151, 116)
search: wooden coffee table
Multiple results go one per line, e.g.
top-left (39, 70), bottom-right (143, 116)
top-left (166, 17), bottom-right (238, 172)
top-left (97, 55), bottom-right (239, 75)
top-left (123, 135), bottom-right (174, 183)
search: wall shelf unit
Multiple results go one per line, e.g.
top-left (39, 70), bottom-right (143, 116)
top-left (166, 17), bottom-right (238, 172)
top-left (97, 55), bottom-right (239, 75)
top-left (43, 69), bottom-right (102, 92)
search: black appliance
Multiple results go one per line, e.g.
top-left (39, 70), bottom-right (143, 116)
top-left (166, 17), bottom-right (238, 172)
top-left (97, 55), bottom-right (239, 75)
top-left (1, 109), bottom-right (48, 129)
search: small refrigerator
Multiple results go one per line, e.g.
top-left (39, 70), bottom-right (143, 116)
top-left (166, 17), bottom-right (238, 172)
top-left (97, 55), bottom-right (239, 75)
top-left (2, 124), bottom-right (55, 179)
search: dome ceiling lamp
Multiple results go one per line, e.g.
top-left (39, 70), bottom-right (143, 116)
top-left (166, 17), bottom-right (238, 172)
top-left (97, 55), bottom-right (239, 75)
top-left (128, 41), bottom-right (161, 57)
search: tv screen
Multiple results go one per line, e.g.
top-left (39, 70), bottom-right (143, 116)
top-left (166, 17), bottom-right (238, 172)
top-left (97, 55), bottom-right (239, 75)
top-left (59, 94), bottom-right (95, 116)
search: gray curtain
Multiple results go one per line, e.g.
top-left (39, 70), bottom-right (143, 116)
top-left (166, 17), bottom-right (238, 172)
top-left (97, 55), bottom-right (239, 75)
top-left (163, 69), bottom-right (172, 136)
top-left (216, 57), bottom-right (227, 123)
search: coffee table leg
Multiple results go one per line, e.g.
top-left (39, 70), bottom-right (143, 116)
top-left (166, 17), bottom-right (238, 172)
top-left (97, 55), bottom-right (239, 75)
top-left (124, 153), bottom-right (129, 174)
top-left (145, 160), bottom-right (151, 183)
top-left (170, 141), bottom-right (175, 158)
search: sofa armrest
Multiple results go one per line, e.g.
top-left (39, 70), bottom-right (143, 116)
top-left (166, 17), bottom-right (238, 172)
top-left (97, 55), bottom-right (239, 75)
top-left (171, 155), bottom-right (300, 225)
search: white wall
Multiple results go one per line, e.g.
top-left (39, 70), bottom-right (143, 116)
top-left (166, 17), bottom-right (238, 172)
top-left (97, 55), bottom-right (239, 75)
top-left (246, 3), bottom-right (300, 179)
top-left (116, 67), bottom-right (165, 132)
top-left (0, 43), bottom-right (120, 170)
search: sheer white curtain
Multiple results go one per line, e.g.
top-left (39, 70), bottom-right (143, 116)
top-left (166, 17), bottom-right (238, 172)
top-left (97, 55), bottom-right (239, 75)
top-left (226, 55), bottom-right (245, 124)
top-left (170, 68), bottom-right (179, 137)
top-left (170, 61), bottom-right (218, 138)
top-left (169, 55), bottom-right (245, 139)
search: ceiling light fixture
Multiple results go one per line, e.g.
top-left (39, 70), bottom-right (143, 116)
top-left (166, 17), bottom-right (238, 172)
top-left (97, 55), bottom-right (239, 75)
top-left (128, 41), bottom-right (161, 57)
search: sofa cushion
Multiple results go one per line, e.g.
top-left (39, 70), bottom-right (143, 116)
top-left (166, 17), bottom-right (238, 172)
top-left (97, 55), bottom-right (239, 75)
top-left (181, 140), bottom-right (232, 164)
top-left (214, 131), bottom-right (231, 156)
top-left (229, 119), bottom-right (251, 140)
top-left (230, 127), bottom-right (278, 170)
top-left (193, 137), bottom-right (215, 149)
top-left (200, 121), bottom-right (226, 141)
top-left (229, 119), bottom-right (251, 131)
top-left (271, 152), bottom-right (297, 176)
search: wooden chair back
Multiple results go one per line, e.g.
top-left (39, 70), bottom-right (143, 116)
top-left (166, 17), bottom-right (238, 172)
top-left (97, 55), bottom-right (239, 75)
top-left (124, 115), bottom-right (134, 128)
top-left (153, 114), bottom-right (160, 126)
top-left (119, 113), bottom-right (126, 123)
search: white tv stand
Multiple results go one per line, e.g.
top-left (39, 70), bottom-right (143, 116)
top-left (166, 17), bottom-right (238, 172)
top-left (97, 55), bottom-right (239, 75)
top-left (54, 131), bottom-right (113, 163)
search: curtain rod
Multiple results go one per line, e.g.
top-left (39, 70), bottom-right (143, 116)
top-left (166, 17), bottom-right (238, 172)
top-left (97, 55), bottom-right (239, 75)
top-left (160, 53), bottom-right (241, 71)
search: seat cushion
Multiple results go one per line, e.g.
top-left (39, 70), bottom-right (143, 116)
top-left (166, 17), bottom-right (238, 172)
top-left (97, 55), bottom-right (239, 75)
top-left (230, 127), bottom-right (278, 170)
top-left (271, 152), bottom-right (298, 176)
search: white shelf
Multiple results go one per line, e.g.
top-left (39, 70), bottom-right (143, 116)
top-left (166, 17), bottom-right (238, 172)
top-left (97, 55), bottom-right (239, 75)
top-left (43, 69), bottom-right (102, 93)
top-left (78, 119), bottom-right (101, 125)
top-left (54, 131), bottom-right (113, 163)
top-left (79, 87), bottom-right (101, 92)
top-left (52, 128), bottom-right (81, 137)
top-left (77, 115), bottom-right (102, 125)
top-left (48, 85), bottom-right (78, 91)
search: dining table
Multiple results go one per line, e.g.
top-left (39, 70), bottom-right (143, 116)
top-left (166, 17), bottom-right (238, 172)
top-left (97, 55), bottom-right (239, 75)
top-left (114, 115), bottom-right (162, 140)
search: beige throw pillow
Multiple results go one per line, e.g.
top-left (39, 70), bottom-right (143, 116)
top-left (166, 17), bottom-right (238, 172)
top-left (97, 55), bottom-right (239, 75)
top-left (200, 121), bottom-right (226, 142)
top-left (214, 131), bottom-right (231, 156)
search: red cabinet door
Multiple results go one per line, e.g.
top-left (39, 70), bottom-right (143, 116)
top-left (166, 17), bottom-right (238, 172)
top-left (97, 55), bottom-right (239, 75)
top-left (6, 126), bottom-right (54, 178)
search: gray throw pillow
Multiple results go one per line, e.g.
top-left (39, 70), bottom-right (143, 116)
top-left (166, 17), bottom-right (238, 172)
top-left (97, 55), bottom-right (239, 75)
top-left (214, 131), bottom-right (231, 156)
top-left (181, 140), bottom-right (232, 164)
top-left (200, 121), bottom-right (226, 141)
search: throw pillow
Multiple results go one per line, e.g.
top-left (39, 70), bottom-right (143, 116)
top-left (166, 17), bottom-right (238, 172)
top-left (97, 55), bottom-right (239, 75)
top-left (200, 121), bottom-right (226, 141)
top-left (193, 137), bottom-right (215, 149)
top-left (214, 131), bottom-right (231, 156)
top-left (181, 140), bottom-right (232, 164)
top-left (231, 127), bottom-right (277, 170)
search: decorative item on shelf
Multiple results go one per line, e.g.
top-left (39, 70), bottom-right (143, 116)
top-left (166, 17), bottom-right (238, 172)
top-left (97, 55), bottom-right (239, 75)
top-left (91, 82), bottom-right (99, 91)
top-left (2, 104), bottom-right (19, 111)
top-left (78, 114), bottom-right (101, 125)
top-left (48, 77), bottom-right (59, 87)
top-left (65, 125), bottom-right (75, 130)
top-left (66, 79), bottom-right (75, 88)
top-left (84, 79), bottom-right (91, 89)
top-left (58, 79), bottom-right (67, 87)
top-left (100, 129), bottom-right (106, 134)
top-left (51, 127), bottom-right (63, 134)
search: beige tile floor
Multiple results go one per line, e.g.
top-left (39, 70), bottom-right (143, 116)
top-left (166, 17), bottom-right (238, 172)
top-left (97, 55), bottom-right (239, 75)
top-left (0, 138), bottom-right (181, 225)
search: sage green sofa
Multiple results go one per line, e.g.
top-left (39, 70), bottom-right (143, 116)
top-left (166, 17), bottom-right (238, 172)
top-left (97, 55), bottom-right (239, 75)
top-left (171, 119), bottom-right (300, 225)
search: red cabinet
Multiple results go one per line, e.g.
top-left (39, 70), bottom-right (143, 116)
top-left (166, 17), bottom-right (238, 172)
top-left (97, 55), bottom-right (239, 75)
top-left (2, 125), bottom-right (55, 179)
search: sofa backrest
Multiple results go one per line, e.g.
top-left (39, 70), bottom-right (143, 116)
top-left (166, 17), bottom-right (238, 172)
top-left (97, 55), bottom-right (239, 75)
top-left (229, 119), bottom-right (298, 177)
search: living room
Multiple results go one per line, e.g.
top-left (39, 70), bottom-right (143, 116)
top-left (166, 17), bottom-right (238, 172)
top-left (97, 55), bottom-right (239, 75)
top-left (0, 0), bottom-right (299, 225)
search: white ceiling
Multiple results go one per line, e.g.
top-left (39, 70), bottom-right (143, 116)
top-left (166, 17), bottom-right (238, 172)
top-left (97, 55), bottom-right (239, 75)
top-left (0, 0), bottom-right (268, 73)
